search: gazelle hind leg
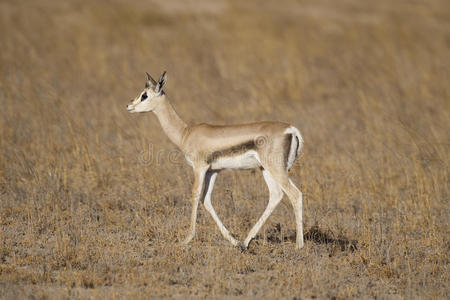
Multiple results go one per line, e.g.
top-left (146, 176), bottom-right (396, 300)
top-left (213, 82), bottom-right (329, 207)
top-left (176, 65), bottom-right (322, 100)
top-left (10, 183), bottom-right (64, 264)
top-left (243, 170), bottom-right (284, 248)
top-left (203, 171), bottom-right (240, 246)
top-left (287, 178), bottom-right (304, 249)
top-left (262, 162), bottom-right (304, 249)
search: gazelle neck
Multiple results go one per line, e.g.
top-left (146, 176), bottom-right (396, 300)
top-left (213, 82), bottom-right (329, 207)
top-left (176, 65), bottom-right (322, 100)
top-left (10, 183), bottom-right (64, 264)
top-left (152, 94), bottom-right (187, 148)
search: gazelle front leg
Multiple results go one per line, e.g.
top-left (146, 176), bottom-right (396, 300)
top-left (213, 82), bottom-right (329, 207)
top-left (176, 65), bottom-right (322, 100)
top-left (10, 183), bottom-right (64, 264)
top-left (202, 171), bottom-right (240, 247)
top-left (181, 165), bottom-right (208, 245)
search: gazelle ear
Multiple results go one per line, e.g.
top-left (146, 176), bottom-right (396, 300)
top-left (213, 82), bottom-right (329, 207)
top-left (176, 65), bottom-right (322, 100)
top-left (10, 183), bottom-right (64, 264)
top-left (155, 71), bottom-right (167, 93)
top-left (145, 72), bottom-right (157, 88)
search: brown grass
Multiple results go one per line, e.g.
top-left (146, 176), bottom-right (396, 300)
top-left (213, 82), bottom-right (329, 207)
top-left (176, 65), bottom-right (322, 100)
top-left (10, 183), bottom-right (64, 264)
top-left (0, 0), bottom-right (449, 298)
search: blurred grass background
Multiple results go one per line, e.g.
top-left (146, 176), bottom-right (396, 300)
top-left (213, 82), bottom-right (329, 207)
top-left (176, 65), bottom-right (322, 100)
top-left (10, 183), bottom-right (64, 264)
top-left (0, 0), bottom-right (449, 298)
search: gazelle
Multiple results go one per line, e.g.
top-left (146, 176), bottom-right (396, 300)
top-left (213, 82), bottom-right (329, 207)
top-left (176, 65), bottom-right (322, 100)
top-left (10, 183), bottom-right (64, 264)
top-left (126, 71), bottom-right (304, 249)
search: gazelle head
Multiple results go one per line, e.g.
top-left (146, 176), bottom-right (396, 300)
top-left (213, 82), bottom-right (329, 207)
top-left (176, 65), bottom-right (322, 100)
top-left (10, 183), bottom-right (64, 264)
top-left (126, 71), bottom-right (167, 113)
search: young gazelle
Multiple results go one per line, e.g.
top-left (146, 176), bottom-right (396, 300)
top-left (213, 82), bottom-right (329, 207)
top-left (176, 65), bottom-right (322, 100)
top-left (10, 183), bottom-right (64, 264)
top-left (126, 71), bottom-right (304, 249)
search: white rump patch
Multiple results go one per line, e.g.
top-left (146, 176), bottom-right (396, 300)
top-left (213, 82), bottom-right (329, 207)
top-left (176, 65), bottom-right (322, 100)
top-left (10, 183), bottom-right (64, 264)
top-left (284, 126), bottom-right (304, 170)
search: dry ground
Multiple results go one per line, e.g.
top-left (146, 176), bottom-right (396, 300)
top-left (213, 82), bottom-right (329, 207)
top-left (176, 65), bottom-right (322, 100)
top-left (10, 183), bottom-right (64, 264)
top-left (0, 0), bottom-right (449, 298)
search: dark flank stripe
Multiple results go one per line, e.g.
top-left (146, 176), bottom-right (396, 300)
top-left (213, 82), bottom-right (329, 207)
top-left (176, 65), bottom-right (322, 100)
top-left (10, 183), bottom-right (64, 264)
top-left (207, 140), bottom-right (257, 164)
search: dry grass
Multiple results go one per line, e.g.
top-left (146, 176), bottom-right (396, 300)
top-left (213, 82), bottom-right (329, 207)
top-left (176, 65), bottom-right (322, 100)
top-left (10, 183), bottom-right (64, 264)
top-left (0, 0), bottom-right (449, 298)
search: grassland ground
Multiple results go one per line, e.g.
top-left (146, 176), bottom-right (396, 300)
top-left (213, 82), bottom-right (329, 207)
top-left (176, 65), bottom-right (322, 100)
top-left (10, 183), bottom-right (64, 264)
top-left (0, 0), bottom-right (449, 298)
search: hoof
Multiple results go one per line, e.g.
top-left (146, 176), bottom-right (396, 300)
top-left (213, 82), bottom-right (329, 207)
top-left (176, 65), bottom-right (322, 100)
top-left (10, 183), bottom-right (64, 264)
top-left (236, 241), bottom-right (247, 252)
top-left (180, 236), bottom-right (194, 246)
top-left (296, 242), bottom-right (304, 250)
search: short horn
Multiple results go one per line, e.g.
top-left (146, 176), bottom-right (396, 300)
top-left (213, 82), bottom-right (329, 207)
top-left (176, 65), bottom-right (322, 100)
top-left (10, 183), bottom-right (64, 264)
top-left (145, 72), bottom-right (157, 87)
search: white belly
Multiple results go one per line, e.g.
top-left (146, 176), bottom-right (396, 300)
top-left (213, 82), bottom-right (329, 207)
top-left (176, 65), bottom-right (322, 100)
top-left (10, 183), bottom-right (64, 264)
top-left (210, 151), bottom-right (261, 170)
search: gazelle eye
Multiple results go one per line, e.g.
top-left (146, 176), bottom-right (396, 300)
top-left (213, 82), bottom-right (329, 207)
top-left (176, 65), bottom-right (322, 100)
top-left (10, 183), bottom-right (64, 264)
top-left (141, 93), bottom-right (148, 101)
